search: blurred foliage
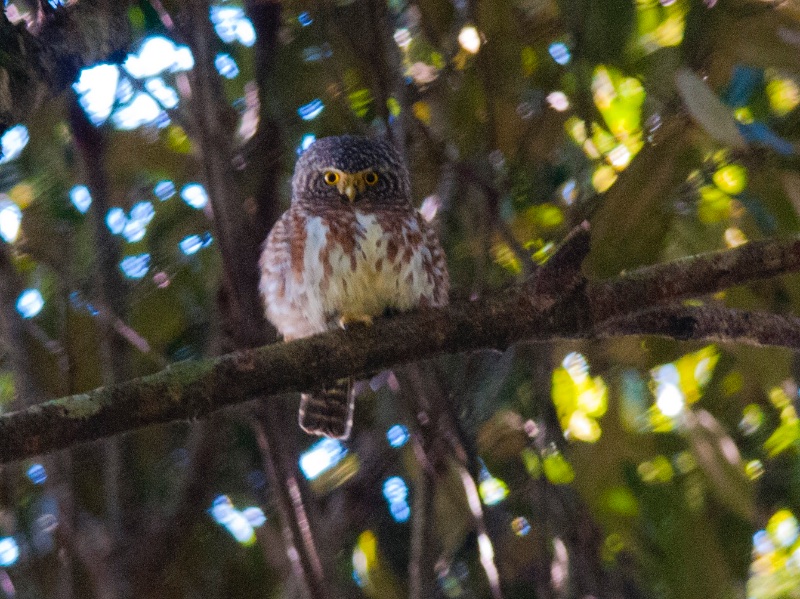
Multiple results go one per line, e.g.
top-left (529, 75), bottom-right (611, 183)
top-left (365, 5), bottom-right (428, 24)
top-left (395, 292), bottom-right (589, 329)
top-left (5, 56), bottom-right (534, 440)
top-left (1, 0), bottom-right (800, 597)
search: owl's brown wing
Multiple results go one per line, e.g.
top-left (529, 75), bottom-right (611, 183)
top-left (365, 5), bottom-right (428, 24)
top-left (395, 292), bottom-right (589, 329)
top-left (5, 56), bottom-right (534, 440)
top-left (420, 214), bottom-right (450, 307)
top-left (259, 211), bottom-right (318, 340)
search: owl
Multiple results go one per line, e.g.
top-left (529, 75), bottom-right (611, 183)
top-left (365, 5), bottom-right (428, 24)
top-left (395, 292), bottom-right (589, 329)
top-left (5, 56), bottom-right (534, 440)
top-left (259, 135), bottom-right (449, 439)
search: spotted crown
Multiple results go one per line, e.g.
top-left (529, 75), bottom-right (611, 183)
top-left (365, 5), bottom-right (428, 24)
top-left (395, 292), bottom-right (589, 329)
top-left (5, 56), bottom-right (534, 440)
top-left (291, 135), bottom-right (410, 204)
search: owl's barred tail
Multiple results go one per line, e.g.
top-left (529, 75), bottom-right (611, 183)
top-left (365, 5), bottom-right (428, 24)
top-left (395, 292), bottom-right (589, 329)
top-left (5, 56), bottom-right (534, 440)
top-left (299, 378), bottom-right (355, 439)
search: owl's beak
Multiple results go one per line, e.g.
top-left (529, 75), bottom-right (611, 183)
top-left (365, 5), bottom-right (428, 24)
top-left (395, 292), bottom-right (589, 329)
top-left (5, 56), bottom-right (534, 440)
top-left (337, 174), bottom-right (365, 203)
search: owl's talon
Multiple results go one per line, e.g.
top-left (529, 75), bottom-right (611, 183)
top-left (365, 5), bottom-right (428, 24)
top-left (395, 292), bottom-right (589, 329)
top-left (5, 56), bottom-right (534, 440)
top-left (338, 313), bottom-right (373, 330)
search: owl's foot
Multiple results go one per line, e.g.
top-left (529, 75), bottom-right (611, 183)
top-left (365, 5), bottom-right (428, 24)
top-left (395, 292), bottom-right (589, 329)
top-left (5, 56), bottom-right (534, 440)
top-left (338, 313), bottom-right (374, 330)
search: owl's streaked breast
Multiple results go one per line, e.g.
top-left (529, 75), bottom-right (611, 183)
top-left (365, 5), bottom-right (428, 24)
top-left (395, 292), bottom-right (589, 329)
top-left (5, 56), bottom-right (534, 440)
top-left (301, 209), bottom-right (436, 327)
top-left (260, 199), bottom-right (448, 342)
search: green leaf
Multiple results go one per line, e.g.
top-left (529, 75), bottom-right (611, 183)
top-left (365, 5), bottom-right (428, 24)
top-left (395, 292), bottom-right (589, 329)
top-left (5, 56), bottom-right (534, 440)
top-left (675, 67), bottom-right (747, 150)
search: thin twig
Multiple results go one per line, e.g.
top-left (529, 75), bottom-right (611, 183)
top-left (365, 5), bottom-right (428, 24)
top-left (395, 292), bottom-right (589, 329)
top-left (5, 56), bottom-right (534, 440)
top-left (253, 405), bottom-right (330, 599)
top-left (69, 93), bottom-right (129, 562)
top-left (401, 362), bottom-right (504, 598)
top-left (408, 450), bottom-right (437, 599)
top-left (147, 0), bottom-right (175, 30)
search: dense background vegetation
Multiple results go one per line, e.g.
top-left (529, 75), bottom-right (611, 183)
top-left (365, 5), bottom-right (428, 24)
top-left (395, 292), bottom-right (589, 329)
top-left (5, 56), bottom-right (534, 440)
top-left (2, 0), bottom-right (800, 597)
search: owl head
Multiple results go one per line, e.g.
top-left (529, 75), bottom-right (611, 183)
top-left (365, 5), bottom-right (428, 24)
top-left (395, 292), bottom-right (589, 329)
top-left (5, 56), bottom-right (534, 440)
top-left (291, 135), bottom-right (411, 208)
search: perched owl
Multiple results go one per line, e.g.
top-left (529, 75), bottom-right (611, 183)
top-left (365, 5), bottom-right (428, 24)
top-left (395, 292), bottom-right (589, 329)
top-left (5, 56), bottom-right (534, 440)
top-left (259, 135), bottom-right (449, 439)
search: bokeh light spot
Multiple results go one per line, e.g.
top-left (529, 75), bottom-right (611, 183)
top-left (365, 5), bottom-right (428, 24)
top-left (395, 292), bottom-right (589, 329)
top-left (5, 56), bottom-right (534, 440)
top-left (122, 220), bottom-right (146, 243)
top-left (106, 208), bottom-right (127, 234)
top-left (608, 144), bottom-right (632, 169)
top-left (181, 183), bottom-right (209, 209)
top-left (767, 509), bottom-right (799, 548)
top-left (386, 424), bottom-right (410, 448)
top-left (73, 64), bottom-right (120, 125)
top-left (383, 476), bottom-right (411, 522)
top-left (746, 459), bottom-right (765, 480)
top-left (27, 463), bottom-right (47, 484)
top-left (548, 42), bottom-right (571, 65)
top-left (209, 495), bottom-right (256, 545)
top-left (547, 91), bottom-right (570, 112)
top-left (112, 92), bottom-right (168, 130)
top-left (0, 125), bottom-right (30, 164)
top-left (242, 506), bottom-right (266, 527)
top-left (215, 53), bottom-right (239, 79)
top-left (352, 530), bottom-right (377, 586)
top-left (16, 289), bottom-right (44, 318)
top-left (478, 475), bottom-right (509, 506)
top-left (511, 516), bottom-right (531, 536)
top-left (298, 134), bottom-right (316, 155)
top-left (656, 382), bottom-right (684, 417)
top-left (766, 77), bottom-right (800, 116)
top-left (299, 438), bottom-right (347, 480)
top-left (383, 476), bottom-right (408, 503)
top-left (145, 77), bottom-right (179, 109)
top-left (394, 28), bottom-right (412, 48)
top-left (130, 202), bottom-right (154, 225)
top-left (69, 185), bottom-right (92, 214)
top-left (0, 198), bottom-right (22, 243)
top-left (154, 180), bottom-right (176, 201)
top-left (120, 254), bottom-right (151, 279)
top-left (210, 6), bottom-right (257, 46)
top-left (123, 36), bottom-right (194, 79)
top-left (552, 352), bottom-right (607, 442)
top-left (740, 404), bottom-right (764, 435)
top-left (592, 165), bottom-right (617, 192)
top-left (0, 538), bottom-right (19, 567)
top-left (179, 233), bottom-right (213, 255)
top-left (724, 227), bottom-right (747, 248)
top-left (713, 163), bottom-right (747, 195)
top-left (390, 501), bottom-right (410, 522)
top-left (298, 99), bottom-right (325, 121)
top-left (458, 25), bottom-right (481, 54)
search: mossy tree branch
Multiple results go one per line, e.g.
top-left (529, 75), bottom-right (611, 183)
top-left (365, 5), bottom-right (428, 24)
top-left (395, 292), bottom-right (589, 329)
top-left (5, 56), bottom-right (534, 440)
top-left (2, 228), bottom-right (800, 463)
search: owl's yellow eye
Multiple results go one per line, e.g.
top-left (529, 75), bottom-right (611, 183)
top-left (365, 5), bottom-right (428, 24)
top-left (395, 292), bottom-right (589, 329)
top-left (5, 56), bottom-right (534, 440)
top-left (364, 171), bottom-right (379, 186)
top-left (323, 171), bottom-right (340, 185)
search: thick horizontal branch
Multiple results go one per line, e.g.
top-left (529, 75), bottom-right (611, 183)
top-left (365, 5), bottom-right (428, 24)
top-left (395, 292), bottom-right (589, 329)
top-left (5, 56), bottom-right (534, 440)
top-left (595, 305), bottom-right (800, 348)
top-left (2, 232), bottom-right (800, 462)
top-left (590, 235), bottom-right (800, 320)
